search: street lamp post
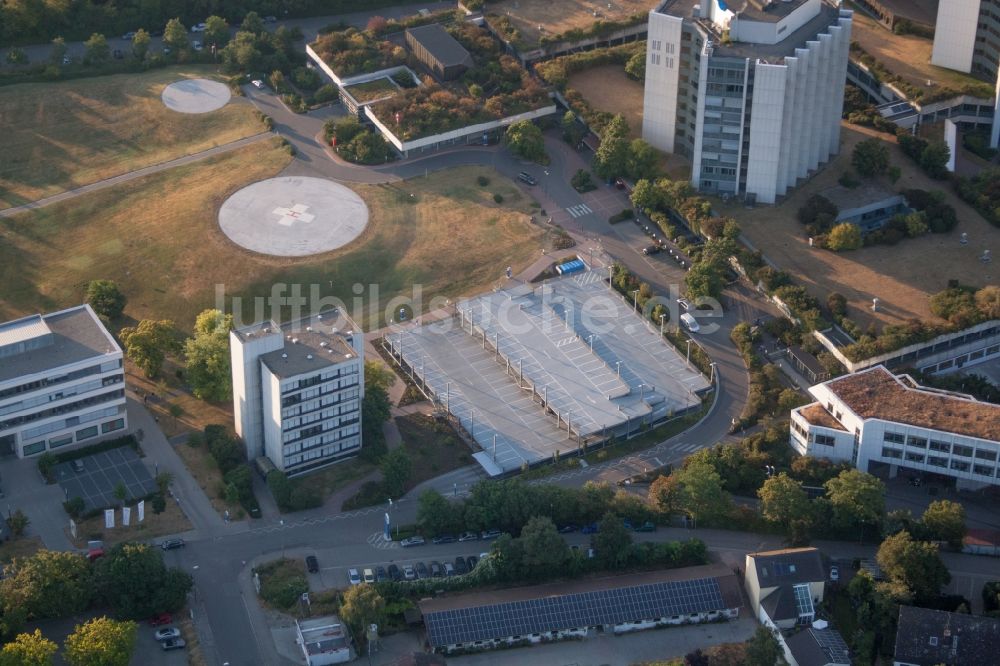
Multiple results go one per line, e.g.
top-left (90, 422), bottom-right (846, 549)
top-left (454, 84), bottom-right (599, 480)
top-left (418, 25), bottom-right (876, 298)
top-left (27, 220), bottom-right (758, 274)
top-left (445, 381), bottom-right (451, 412)
top-left (615, 361), bottom-right (622, 377)
top-left (631, 289), bottom-right (640, 312)
top-left (710, 362), bottom-right (716, 383)
top-left (587, 334), bottom-right (594, 352)
top-left (659, 313), bottom-right (667, 336)
top-left (686, 339), bottom-right (692, 366)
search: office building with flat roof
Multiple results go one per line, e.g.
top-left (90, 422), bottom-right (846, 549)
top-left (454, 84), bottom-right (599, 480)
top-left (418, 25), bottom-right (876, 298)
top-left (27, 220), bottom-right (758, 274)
top-left (643, 0), bottom-right (853, 203)
top-left (0, 305), bottom-right (126, 458)
top-left (230, 310), bottom-right (364, 477)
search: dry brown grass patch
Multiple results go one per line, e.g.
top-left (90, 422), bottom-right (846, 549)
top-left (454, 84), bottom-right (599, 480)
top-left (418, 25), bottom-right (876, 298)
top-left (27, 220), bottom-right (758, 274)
top-left (489, 0), bottom-right (658, 49)
top-left (66, 493), bottom-right (192, 548)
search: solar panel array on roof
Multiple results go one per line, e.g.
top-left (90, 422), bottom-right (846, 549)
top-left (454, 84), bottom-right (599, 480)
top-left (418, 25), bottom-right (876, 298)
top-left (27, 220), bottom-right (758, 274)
top-left (812, 628), bottom-right (850, 663)
top-left (424, 577), bottom-right (727, 647)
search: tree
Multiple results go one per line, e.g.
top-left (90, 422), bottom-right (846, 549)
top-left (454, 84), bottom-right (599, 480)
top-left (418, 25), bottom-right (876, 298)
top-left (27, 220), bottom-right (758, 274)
top-left (827, 292), bottom-right (848, 318)
top-left (339, 584), bottom-right (384, 640)
top-left (0, 629), bottom-right (57, 666)
top-left (118, 319), bottom-right (176, 378)
top-left (184, 309), bottom-right (233, 402)
top-left (49, 37), bottom-right (67, 65)
top-left (267, 471), bottom-right (292, 509)
top-left (974, 285), bottom-right (1000, 319)
top-left (797, 194), bottom-right (838, 227)
top-left (163, 18), bottom-right (189, 52)
top-left (629, 178), bottom-right (662, 212)
top-left (625, 138), bottom-right (660, 181)
top-left (758, 473), bottom-right (811, 528)
top-left (594, 115), bottom-right (630, 179)
top-left (560, 110), bottom-right (585, 146)
top-left (649, 474), bottom-right (683, 516)
top-left (131, 29), bottom-right (150, 60)
top-left (744, 626), bottom-right (782, 666)
top-left (92, 544), bottom-right (192, 619)
top-left (417, 489), bottom-right (457, 536)
top-left (824, 469), bottom-right (885, 535)
top-left (685, 261), bottom-right (725, 300)
top-left (877, 530), bottom-right (950, 600)
top-left (204, 15), bottom-right (229, 49)
top-left (241, 11), bottom-right (266, 36)
top-left (674, 459), bottom-right (732, 525)
top-left (112, 482), bottom-right (127, 507)
top-left (83, 33), bottom-right (109, 65)
top-left (360, 361), bottom-right (393, 462)
top-left (86, 280), bottom-right (126, 319)
top-left (517, 516), bottom-right (570, 580)
top-left (5, 47), bottom-right (28, 65)
top-left (8, 510), bottom-right (29, 538)
top-left (920, 140), bottom-right (950, 179)
top-left (505, 120), bottom-right (547, 164)
top-left (0, 551), bottom-right (91, 620)
top-left (921, 500), bottom-right (966, 550)
top-left (380, 448), bottom-right (411, 499)
top-left (851, 138), bottom-right (889, 177)
top-left (826, 222), bottom-right (863, 251)
top-left (593, 512), bottom-right (632, 569)
top-left (63, 617), bottom-right (136, 666)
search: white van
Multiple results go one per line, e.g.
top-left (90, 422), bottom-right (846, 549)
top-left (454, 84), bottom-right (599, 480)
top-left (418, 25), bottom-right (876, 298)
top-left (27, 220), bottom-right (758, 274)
top-left (680, 313), bottom-right (700, 333)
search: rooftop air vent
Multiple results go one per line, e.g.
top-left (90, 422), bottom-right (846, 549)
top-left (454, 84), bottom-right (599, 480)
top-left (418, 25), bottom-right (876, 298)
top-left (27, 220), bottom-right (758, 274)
top-left (320, 341), bottom-right (329, 347)
top-left (281, 353), bottom-right (288, 359)
top-left (292, 338), bottom-right (299, 344)
top-left (306, 326), bottom-right (313, 332)
top-left (307, 354), bottom-right (313, 360)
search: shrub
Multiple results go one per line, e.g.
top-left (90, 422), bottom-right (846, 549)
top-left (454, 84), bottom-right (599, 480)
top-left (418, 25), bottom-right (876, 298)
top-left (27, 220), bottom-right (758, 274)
top-left (838, 171), bottom-right (861, 188)
top-left (570, 169), bottom-right (596, 192)
top-left (476, 175), bottom-right (489, 186)
top-left (493, 193), bottom-right (503, 203)
top-left (64, 496), bottom-right (86, 518)
top-left (608, 208), bottom-right (634, 224)
top-left (826, 223), bottom-right (863, 251)
top-left (313, 83), bottom-right (338, 103)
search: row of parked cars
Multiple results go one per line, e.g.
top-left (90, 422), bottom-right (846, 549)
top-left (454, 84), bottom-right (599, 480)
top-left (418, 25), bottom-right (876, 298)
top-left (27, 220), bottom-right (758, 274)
top-left (347, 553), bottom-right (484, 586)
top-left (399, 529), bottom-right (502, 548)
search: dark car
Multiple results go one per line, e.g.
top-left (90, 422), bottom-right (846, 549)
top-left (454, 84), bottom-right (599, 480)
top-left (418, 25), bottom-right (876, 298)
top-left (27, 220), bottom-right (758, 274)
top-left (466, 555), bottom-right (479, 570)
top-left (400, 536), bottom-right (425, 547)
top-left (517, 171), bottom-right (537, 186)
top-left (581, 523), bottom-right (598, 534)
top-left (642, 245), bottom-right (662, 255)
top-left (454, 556), bottom-right (468, 575)
top-left (113, 48), bottom-right (124, 59)
top-left (430, 561), bottom-right (443, 577)
top-left (458, 531), bottom-right (479, 542)
top-left (305, 555), bottom-right (319, 573)
top-left (480, 529), bottom-right (502, 540)
top-left (634, 521), bottom-right (657, 532)
top-left (160, 538), bottom-right (185, 550)
top-left (432, 535), bottom-right (456, 545)
top-left (415, 561), bottom-right (429, 579)
top-left (387, 564), bottom-right (401, 582)
top-left (149, 613), bottom-right (173, 627)
top-left (557, 524), bottom-right (578, 534)
top-left (376, 566), bottom-right (388, 582)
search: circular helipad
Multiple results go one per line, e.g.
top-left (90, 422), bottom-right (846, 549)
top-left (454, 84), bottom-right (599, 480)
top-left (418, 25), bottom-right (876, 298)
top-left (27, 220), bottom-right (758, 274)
top-left (218, 176), bottom-right (369, 257)
top-left (161, 78), bottom-right (231, 113)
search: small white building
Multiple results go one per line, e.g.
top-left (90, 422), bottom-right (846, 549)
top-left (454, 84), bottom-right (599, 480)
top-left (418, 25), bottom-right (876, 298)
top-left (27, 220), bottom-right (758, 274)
top-left (230, 310), bottom-right (364, 477)
top-left (296, 616), bottom-right (351, 665)
top-left (0, 305), bottom-right (127, 458)
top-left (791, 366), bottom-right (1000, 489)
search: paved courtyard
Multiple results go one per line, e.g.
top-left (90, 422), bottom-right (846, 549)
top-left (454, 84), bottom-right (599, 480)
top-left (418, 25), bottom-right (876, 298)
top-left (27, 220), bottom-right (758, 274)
top-left (392, 269), bottom-right (710, 475)
top-left (54, 446), bottom-right (157, 512)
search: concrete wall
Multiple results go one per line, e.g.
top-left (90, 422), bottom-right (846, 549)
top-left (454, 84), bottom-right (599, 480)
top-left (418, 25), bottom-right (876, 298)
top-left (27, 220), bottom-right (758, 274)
top-left (642, 10), bottom-right (685, 152)
top-left (230, 329), bottom-right (282, 461)
top-left (261, 367), bottom-right (284, 471)
top-left (931, 0), bottom-right (981, 73)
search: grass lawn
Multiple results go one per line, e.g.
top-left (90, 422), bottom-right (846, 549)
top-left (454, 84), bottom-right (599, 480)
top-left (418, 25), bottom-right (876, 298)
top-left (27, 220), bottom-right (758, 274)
top-left (66, 493), bottom-right (192, 548)
top-left (172, 434), bottom-right (236, 519)
top-left (722, 123), bottom-right (999, 329)
top-left (343, 77), bottom-right (398, 104)
top-left (0, 536), bottom-right (43, 563)
top-left (0, 159), bottom-right (546, 332)
top-left (0, 66), bottom-right (263, 208)
top-left (255, 557), bottom-right (309, 612)
top-left (294, 457), bottom-right (377, 502)
top-left (396, 413), bottom-right (475, 480)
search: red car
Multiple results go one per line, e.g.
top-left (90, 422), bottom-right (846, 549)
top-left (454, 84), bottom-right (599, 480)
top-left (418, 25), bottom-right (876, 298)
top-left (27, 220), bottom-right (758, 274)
top-left (149, 613), bottom-right (173, 627)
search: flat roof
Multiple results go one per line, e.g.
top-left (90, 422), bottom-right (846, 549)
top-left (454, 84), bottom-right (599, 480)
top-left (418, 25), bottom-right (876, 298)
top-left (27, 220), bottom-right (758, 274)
top-left (740, 0), bottom-right (813, 23)
top-left (0, 305), bottom-right (120, 384)
top-left (821, 184), bottom-right (904, 215)
top-left (419, 564), bottom-right (742, 647)
top-left (236, 309), bottom-right (361, 380)
top-left (823, 366), bottom-right (1000, 442)
top-left (714, 2), bottom-right (846, 59)
top-left (297, 616), bottom-right (348, 656)
top-left (406, 23), bottom-right (471, 67)
top-left (799, 403), bottom-right (847, 431)
top-left (864, 0), bottom-right (938, 26)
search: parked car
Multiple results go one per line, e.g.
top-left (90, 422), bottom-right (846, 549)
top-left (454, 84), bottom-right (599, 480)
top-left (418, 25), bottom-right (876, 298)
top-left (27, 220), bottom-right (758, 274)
top-left (161, 638), bottom-right (186, 651)
top-left (363, 568), bottom-right (375, 584)
top-left (191, 22), bottom-right (206, 32)
top-left (403, 565), bottom-right (416, 581)
top-left (112, 48), bottom-right (124, 59)
top-left (623, 519), bottom-right (634, 530)
top-left (432, 535), bottom-right (456, 545)
top-left (154, 627), bottom-right (180, 641)
top-left (305, 555), bottom-right (319, 573)
top-left (387, 564), bottom-right (401, 581)
top-left (677, 298), bottom-right (691, 311)
top-left (614, 177), bottom-right (627, 190)
top-left (517, 171), bottom-right (537, 186)
top-left (444, 562), bottom-right (455, 576)
top-left (62, 55), bottom-right (71, 65)
top-left (480, 529), bottom-right (502, 540)
top-left (160, 538), bottom-right (185, 550)
top-left (149, 613), bottom-right (172, 627)
top-left (830, 566), bottom-right (840, 582)
top-left (400, 536), bottom-right (425, 547)
top-left (416, 561), bottom-right (429, 579)
top-left (121, 31), bottom-right (137, 40)
top-left (557, 524), bottom-right (578, 534)
top-left (264, 15), bottom-right (278, 22)
top-left (72, 460), bottom-right (84, 473)
top-left (191, 40), bottom-right (203, 51)
top-left (680, 312), bottom-right (700, 333)
top-left (376, 566), bottom-right (388, 582)
top-left (634, 521), bottom-right (657, 532)
top-left (454, 557), bottom-right (468, 575)
top-left (581, 523), bottom-right (598, 534)
top-left (347, 568), bottom-right (361, 586)
top-left (251, 79), bottom-right (264, 89)
top-left (642, 245), bottom-right (662, 255)
top-left (430, 561), bottom-right (442, 577)
top-left (466, 555), bottom-right (479, 570)
top-left (458, 531), bottom-right (479, 542)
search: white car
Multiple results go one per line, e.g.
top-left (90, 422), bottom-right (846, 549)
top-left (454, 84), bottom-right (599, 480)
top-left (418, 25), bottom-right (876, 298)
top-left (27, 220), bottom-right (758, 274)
top-left (347, 568), bottom-right (361, 586)
top-left (830, 566), bottom-right (840, 582)
top-left (680, 312), bottom-right (700, 333)
top-left (251, 79), bottom-right (264, 89)
top-left (191, 23), bottom-right (206, 32)
top-left (154, 627), bottom-right (181, 641)
top-left (677, 298), bottom-right (691, 311)
top-left (192, 40), bottom-right (203, 51)
top-left (363, 568), bottom-right (375, 584)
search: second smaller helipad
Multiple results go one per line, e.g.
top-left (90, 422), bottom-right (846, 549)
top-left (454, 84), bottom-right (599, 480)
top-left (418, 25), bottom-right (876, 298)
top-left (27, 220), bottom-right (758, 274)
top-left (161, 78), bottom-right (232, 113)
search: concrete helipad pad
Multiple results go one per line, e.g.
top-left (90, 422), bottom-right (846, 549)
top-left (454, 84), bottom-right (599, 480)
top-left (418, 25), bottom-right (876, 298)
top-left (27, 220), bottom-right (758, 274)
top-left (161, 78), bottom-right (231, 113)
top-left (218, 176), bottom-right (369, 257)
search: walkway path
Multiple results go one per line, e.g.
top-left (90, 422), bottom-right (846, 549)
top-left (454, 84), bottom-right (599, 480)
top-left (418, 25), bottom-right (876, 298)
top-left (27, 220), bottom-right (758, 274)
top-left (0, 132), bottom-right (273, 218)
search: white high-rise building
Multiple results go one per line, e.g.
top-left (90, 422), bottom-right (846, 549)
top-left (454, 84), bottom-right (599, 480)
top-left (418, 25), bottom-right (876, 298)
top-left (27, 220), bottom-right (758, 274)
top-left (0, 305), bottom-right (127, 458)
top-left (230, 310), bottom-right (364, 477)
top-left (642, 0), bottom-right (853, 204)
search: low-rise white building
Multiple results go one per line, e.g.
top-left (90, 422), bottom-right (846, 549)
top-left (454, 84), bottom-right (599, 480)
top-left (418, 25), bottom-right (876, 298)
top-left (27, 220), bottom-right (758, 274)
top-left (230, 310), bottom-right (364, 477)
top-left (295, 616), bottom-right (351, 665)
top-left (791, 366), bottom-right (1000, 489)
top-left (0, 305), bottom-right (127, 458)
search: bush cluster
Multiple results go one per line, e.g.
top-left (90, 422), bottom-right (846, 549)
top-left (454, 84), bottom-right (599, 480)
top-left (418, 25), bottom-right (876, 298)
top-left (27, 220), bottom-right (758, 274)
top-left (204, 425), bottom-right (260, 517)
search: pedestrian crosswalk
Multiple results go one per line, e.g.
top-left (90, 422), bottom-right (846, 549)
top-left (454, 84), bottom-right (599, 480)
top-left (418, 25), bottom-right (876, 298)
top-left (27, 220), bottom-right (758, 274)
top-left (670, 442), bottom-right (701, 452)
top-left (367, 532), bottom-right (399, 550)
top-left (566, 203), bottom-right (593, 218)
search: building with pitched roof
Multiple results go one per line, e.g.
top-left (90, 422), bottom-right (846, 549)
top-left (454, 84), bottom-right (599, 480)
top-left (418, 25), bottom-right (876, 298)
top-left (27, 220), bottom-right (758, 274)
top-left (0, 305), bottom-right (126, 458)
top-left (418, 564), bottom-right (742, 654)
top-left (744, 547), bottom-right (826, 630)
top-left (791, 365), bottom-right (1000, 489)
top-left (784, 620), bottom-right (851, 666)
top-left (893, 605), bottom-right (1000, 665)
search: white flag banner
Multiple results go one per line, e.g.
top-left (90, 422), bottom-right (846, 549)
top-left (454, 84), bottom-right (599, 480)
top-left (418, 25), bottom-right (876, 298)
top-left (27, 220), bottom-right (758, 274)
top-left (104, 509), bottom-right (115, 529)
top-left (69, 519), bottom-right (77, 539)
top-left (137, 500), bottom-right (145, 523)
top-left (122, 506), bottom-right (131, 527)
